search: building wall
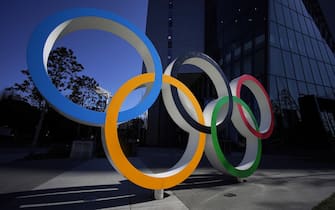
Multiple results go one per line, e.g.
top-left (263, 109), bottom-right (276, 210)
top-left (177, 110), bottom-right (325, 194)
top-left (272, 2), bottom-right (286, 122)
top-left (145, 0), bottom-right (205, 146)
top-left (145, 0), bottom-right (204, 68)
top-left (268, 0), bottom-right (335, 139)
top-left (144, 0), bottom-right (335, 147)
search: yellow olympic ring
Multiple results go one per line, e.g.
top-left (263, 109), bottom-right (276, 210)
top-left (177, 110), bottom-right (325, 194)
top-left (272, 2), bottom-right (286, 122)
top-left (104, 73), bottom-right (206, 189)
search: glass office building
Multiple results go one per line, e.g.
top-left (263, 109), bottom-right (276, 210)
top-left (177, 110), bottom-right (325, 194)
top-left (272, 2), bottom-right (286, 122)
top-left (145, 0), bottom-right (335, 148)
top-left (269, 0), bottom-right (335, 144)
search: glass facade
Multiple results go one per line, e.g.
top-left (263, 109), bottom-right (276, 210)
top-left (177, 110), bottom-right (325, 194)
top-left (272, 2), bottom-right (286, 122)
top-left (205, 0), bottom-right (267, 83)
top-left (268, 0), bottom-right (335, 140)
top-left (205, 0), bottom-right (335, 143)
top-left (145, 0), bottom-right (335, 147)
top-left (269, 0), bottom-right (335, 101)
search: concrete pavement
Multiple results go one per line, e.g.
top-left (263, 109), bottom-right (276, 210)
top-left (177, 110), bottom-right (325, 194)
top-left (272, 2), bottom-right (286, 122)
top-left (0, 147), bottom-right (334, 209)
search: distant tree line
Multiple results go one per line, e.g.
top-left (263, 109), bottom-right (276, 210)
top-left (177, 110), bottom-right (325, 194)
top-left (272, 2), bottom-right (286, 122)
top-left (1, 47), bottom-right (106, 151)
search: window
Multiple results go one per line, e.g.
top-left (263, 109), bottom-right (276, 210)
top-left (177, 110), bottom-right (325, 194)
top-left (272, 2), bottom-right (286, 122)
top-left (299, 15), bottom-right (308, 35)
top-left (317, 85), bottom-right (326, 97)
top-left (233, 61), bottom-right (240, 78)
top-left (305, 18), bottom-right (315, 37)
top-left (291, 12), bottom-right (301, 32)
top-left (300, 1), bottom-right (309, 17)
top-left (311, 39), bottom-right (322, 60)
top-left (282, 51), bottom-right (295, 79)
top-left (318, 61), bottom-right (331, 86)
top-left (287, 29), bottom-right (298, 53)
top-left (326, 64), bottom-right (335, 88)
top-left (269, 47), bottom-right (285, 77)
top-left (303, 35), bottom-right (314, 58)
top-left (301, 56), bottom-right (315, 83)
top-left (292, 54), bottom-right (305, 81)
top-left (297, 81), bottom-right (308, 96)
top-left (244, 40), bottom-right (252, 52)
top-left (294, 0), bottom-right (304, 15)
top-left (269, 75), bottom-right (279, 101)
top-left (275, 3), bottom-right (285, 25)
top-left (295, 32), bottom-right (306, 55)
top-left (225, 53), bottom-right (232, 64)
top-left (325, 44), bottom-right (335, 65)
top-left (319, 42), bottom-right (330, 64)
top-left (287, 79), bottom-right (299, 103)
top-left (277, 77), bottom-right (289, 107)
top-left (307, 83), bottom-right (317, 95)
top-left (234, 46), bottom-right (241, 58)
top-left (279, 25), bottom-right (289, 50)
top-left (311, 21), bottom-right (321, 39)
top-left (325, 87), bottom-right (335, 99)
top-left (287, 0), bottom-right (296, 11)
top-left (255, 34), bottom-right (265, 46)
top-left (283, 6), bottom-right (293, 29)
top-left (309, 59), bottom-right (323, 85)
top-left (280, 0), bottom-right (289, 7)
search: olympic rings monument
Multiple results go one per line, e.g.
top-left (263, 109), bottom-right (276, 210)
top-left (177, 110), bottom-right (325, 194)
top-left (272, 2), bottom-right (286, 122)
top-left (27, 8), bottom-right (274, 200)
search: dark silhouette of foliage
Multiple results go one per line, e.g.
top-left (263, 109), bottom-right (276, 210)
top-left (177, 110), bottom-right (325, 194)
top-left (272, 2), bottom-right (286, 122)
top-left (6, 47), bottom-right (106, 111)
top-left (4, 47), bottom-right (107, 150)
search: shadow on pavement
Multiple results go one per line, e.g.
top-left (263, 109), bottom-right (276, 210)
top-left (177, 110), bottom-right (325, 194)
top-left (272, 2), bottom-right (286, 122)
top-left (0, 181), bottom-right (158, 210)
top-left (171, 173), bottom-right (239, 191)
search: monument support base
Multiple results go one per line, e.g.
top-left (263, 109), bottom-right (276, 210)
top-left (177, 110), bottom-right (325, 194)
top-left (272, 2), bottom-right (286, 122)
top-left (236, 177), bottom-right (247, 183)
top-left (154, 189), bottom-right (164, 200)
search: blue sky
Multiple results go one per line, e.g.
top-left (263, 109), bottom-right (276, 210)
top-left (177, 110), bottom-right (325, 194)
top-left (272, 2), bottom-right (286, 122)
top-left (0, 0), bottom-right (149, 111)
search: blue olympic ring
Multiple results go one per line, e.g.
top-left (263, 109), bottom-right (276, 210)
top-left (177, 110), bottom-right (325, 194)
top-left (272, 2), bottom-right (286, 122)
top-left (27, 8), bottom-right (163, 126)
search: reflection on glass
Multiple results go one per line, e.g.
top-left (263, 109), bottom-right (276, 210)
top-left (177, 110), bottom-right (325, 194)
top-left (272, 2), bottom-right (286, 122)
top-left (283, 6), bottom-right (293, 29)
top-left (325, 45), bottom-right (335, 65)
top-left (287, 79), bottom-right (299, 104)
top-left (269, 0), bottom-right (276, 21)
top-left (311, 38), bottom-right (322, 61)
top-left (316, 85), bottom-right (326, 97)
top-left (309, 59), bottom-right (322, 84)
top-left (294, 0), bottom-right (303, 14)
top-left (270, 47), bottom-right (285, 76)
top-left (305, 18), bottom-right (315, 37)
top-left (325, 87), bottom-right (335, 99)
top-left (295, 32), bottom-right (306, 55)
top-left (297, 81), bottom-right (308, 96)
top-left (303, 35), bottom-right (314, 58)
top-left (317, 61), bottom-right (330, 87)
top-left (287, 29), bottom-right (298, 53)
top-left (307, 83), bottom-right (318, 95)
top-left (282, 51), bottom-right (295, 79)
top-left (301, 56), bottom-right (315, 83)
top-left (269, 75), bottom-right (279, 100)
top-left (292, 54), bottom-right (305, 81)
top-left (279, 25), bottom-right (289, 49)
top-left (287, 0), bottom-right (296, 10)
top-left (275, 2), bottom-right (285, 25)
top-left (319, 42), bottom-right (330, 64)
top-left (326, 64), bottom-right (335, 88)
top-left (291, 12), bottom-right (301, 32)
top-left (299, 14), bottom-right (308, 35)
